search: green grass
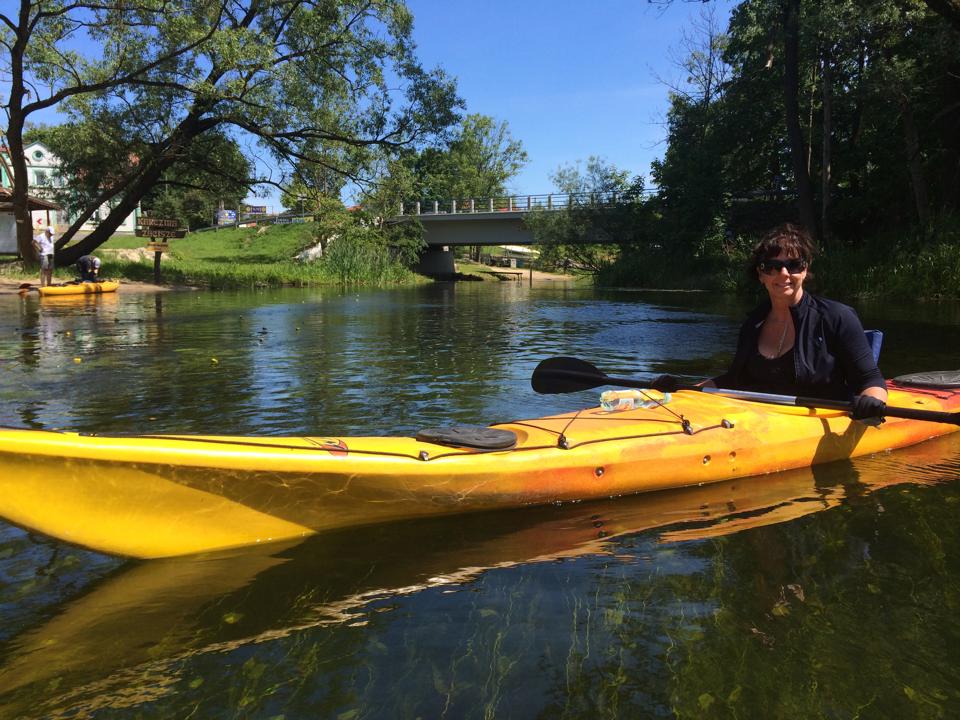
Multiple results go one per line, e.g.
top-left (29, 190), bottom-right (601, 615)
top-left (56, 223), bottom-right (425, 289)
top-left (101, 223), bottom-right (317, 261)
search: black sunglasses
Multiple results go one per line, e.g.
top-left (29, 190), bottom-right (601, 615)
top-left (759, 258), bottom-right (807, 275)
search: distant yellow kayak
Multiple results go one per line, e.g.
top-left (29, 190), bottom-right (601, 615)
top-left (38, 280), bottom-right (120, 296)
top-left (0, 376), bottom-right (957, 559)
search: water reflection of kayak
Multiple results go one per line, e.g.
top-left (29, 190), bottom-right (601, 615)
top-left (1, 432), bottom-right (958, 717)
top-left (0, 376), bottom-right (957, 558)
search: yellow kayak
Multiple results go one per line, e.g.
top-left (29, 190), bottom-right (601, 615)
top-left (37, 280), bottom-right (120, 296)
top-left (0, 379), bottom-right (957, 559)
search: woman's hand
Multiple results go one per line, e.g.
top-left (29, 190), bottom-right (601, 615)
top-left (851, 392), bottom-right (886, 423)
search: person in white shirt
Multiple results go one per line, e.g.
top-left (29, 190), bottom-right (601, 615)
top-left (32, 226), bottom-right (55, 287)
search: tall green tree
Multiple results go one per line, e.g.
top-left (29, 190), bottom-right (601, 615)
top-left (651, 0), bottom-right (960, 249)
top-left (1, 0), bottom-right (460, 263)
top-left (280, 142), bottom-right (352, 215)
top-left (526, 157), bottom-right (649, 273)
top-left (372, 113), bottom-right (527, 215)
top-left (650, 5), bottom-right (734, 248)
top-left (27, 123), bottom-right (252, 230)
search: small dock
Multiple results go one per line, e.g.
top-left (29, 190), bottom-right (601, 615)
top-left (481, 269), bottom-right (525, 281)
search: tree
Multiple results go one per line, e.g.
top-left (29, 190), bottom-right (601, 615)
top-left (922, 0), bottom-right (960, 31)
top-left (782, 0), bottom-right (818, 239)
top-left (371, 113), bottom-right (527, 214)
top-left (1, 0), bottom-right (460, 263)
top-left (526, 157), bottom-right (649, 273)
top-left (142, 133), bottom-right (253, 229)
top-left (442, 114), bottom-right (528, 199)
top-left (280, 143), bottom-right (351, 215)
top-left (650, 5), bottom-right (733, 245)
top-left (651, 0), bottom-right (960, 246)
top-left (28, 122), bottom-right (252, 230)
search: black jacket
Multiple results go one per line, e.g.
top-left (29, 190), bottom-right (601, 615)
top-left (714, 291), bottom-right (886, 399)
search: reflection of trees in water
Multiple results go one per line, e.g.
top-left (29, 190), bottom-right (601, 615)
top-left (665, 464), bottom-right (960, 717)
top-left (283, 283), bottom-right (525, 434)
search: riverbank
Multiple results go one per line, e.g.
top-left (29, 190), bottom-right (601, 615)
top-left (0, 277), bottom-right (188, 295)
top-left (1, 222), bottom-right (578, 291)
top-left (0, 278), bottom-right (189, 295)
top-left (453, 259), bottom-right (577, 283)
top-left (0, 270), bottom-right (576, 295)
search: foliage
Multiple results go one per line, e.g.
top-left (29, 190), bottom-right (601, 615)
top-left (279, 141), bottom-right (352, 213)
top-left (25, 124), bottom-right (253, 231)
top-left (370, 113), bottom-right (527, 214)
top-left (598, 0), bottom-right (960, 296)
top-left (525, 157), bottom-right (650, 274)
top-left (1, 0), bottom-right (461, 261)
top-left (650, 6), bottom-right (736, 249)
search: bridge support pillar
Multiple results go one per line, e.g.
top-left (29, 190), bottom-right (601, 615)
top-left (413, 245), bottom-right (456, 278)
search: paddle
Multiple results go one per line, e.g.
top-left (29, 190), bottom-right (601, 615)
top-left (531, 356), bottom-right (960, 426)
top-left (531, 356), bottom-right (698, 394)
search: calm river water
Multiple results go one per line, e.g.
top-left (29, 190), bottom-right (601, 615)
top-left (1, 281), bottom-right (959, 719)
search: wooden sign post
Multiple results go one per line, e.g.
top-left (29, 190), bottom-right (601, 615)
top-left (136, 218), bottom-right (186, 284)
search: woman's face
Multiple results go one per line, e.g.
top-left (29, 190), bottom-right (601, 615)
top-left (757, 252), bottom-right (807, 304)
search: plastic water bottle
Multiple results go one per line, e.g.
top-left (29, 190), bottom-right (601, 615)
top-left (600, 389), bottom-right (671, 411)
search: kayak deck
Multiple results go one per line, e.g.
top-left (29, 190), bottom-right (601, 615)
top-left (0, 382), bottom-right (957, 558)
top-left (38, 280), bottom-right (120, 296)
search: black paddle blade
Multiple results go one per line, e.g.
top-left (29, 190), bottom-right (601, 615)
top-left (531, 356), bottom-right (608, 394)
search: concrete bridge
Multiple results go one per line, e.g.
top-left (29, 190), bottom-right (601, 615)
top-left (393, 191), bottom-right (647, 276)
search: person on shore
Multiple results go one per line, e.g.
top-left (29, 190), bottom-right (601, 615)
top-left (32, 226), bottom-right (55, 287)
top-left (76, 255), bottom-right (102, 282)
top-left (701, 223), bottom-right (887, 421)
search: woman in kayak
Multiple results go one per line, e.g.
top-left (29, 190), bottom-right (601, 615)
top-left (704, 223), bottom-right (887, 420)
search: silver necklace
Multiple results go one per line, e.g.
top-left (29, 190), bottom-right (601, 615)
top-left (764, 318), bottom-right (789, 359)
top-left (774, 319), bottom-right (789, 357)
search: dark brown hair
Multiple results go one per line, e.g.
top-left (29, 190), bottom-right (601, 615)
top-left (749, 223), bottom-right (816, 279)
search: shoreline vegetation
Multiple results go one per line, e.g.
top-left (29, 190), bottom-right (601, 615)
top-left (1, 213), bottom-right (957, 299)
top-left (597, 213), bottom-right (960, 301)
top-left (0, 222), bottom-right (580, 293)
top-left (524, 197), bottom-right (960, 301)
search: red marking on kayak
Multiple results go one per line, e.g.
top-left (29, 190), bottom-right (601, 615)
top-left (319, 439), bottom-right (348, 457)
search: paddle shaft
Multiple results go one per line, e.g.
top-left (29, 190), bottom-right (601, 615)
top-left (701, 387), bottom-right (959, 424)
top-left (532, 358), bottom-right (960, 426)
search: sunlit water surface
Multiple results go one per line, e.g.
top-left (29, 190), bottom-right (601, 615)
top-left (1, 282), bottom-right (959, 719)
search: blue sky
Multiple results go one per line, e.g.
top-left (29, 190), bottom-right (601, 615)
top-left (399, 0), bottom-right (738, 196)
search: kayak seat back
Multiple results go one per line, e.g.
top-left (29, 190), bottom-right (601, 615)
top-left (865, 329), bottom-right (883, 364)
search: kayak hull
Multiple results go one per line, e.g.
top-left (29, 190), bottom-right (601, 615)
top-left (0, 382), bottom-right (957, 558)
top-left (38, 280), bottom-right (120, 296)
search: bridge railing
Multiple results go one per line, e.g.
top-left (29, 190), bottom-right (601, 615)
top-left (397, 190), bottom-right (651, 217)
